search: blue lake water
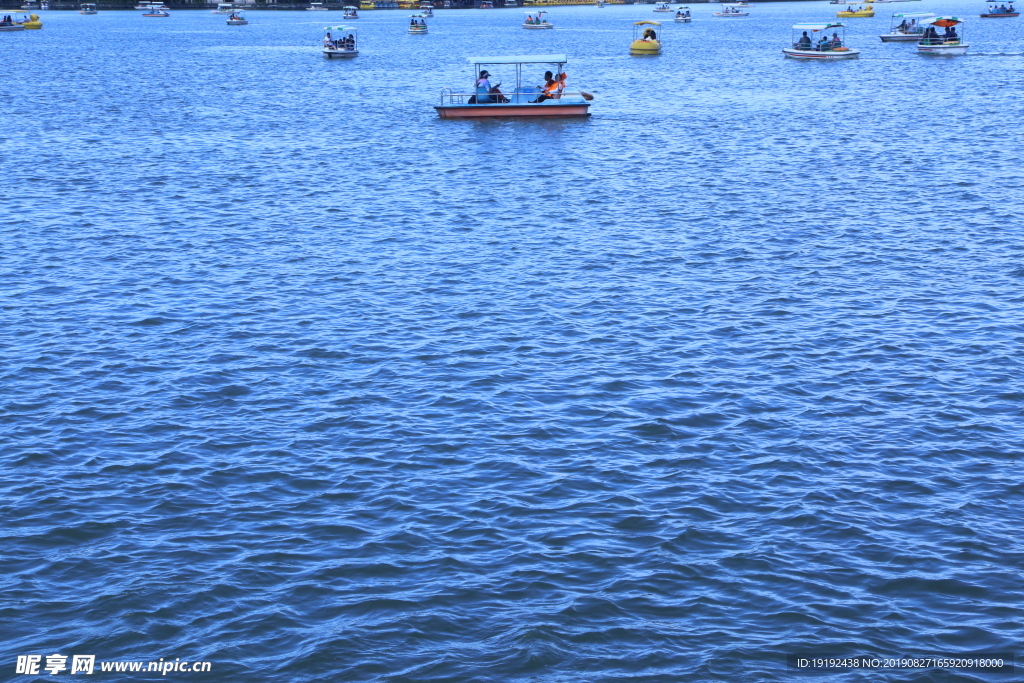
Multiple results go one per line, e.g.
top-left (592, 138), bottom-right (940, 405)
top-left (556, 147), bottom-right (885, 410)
top-left (3, 3), bottom-right (1024, 681)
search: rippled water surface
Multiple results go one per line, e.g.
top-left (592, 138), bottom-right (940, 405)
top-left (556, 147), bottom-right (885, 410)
top-left (3, 3), bottom-right (1024, 681)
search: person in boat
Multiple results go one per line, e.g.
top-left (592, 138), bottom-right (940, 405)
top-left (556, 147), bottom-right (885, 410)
top-left (895, 18), bottom-right (908, 31)
top-left (921, 25), bottom-right (940, 44)
top-left (642, 27), bottom-right (657, 40)
top-left (943, 25), bottom-right (957, 41)
top-left (796, 30), bottom-right (811, 48)
top-left (346, 34), bottom-right (355, 48)
top-left (473, 70), bottom-right (494, 104)
top-left (830, 31), bottom-right (842, 48)
top-left (530, 70), bottom-right (557, 103)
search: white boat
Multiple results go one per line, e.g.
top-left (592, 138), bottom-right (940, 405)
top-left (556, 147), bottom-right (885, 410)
top-left (784, 22), bottom-right (860, 58)
top-left (227, 10), bottom-right (247, 24)
top-left (596, 0), bottom-right (605, 6)
top-left (212, 3), bottom-right (234, 13)
top-left (323, 24), bottom-right (357, 57)
top-left (674, 5), bottom-right (691, 21)
top-left (79, 2), bottom-right (98, 12)
top-left (714, 4), bottom-right (748, 16)
top-left (435, 54), bottom-right (592, 119)
top-left (917, 15), bottom-right (968, 53)
top-left (307, 2), bottom-right (329, 9)
top-left (522, 10), bottom-right (552, 28)
top-left (880, 12), bottom-right (933, 40)
top-left (342, 4), bottom-right (358, 17)
top-left (20, 0), bottom-right (39, 8)
top-left (408, 13), bottom-right (428, 33)
top-left (653, 2), bottom-right (673, 11)
top-left (419, 3), bottom-right (433, 16)
top-left (142, 8), bottom-right (169, 16)
top-left (0, 18), bottom-right (26, 29)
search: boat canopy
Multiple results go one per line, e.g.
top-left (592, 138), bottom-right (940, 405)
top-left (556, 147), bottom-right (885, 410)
top-left (923, 15), bottom-right (962, 25)
top-left (792, 22), bottom-right (844, 30)
top-left (343, 4), bottom-right (357, 7)
top-left (325, 24), bottom-right (357, 31)
top-left (467, 54), bottom-right (568, 64)
top-left (634, 20), bottom-right (661, 25)
top-left (410, 13), bottom-right (426, 16)
top-left (891, 12), bottom-right (934, 17)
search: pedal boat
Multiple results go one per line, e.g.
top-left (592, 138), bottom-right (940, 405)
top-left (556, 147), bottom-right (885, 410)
top-left (142, 8), bottom-right (169, 15)
top-left (674, 6), bottom-right (691, 21)
top-left (226, 10), bottom-right (247, 24)
top-left (981, 3), bottom-right (1018, 16)
top-left (630, 20), bottom-right (662, 53)
top-left (323, 25), bottom-right (358, 57)
top-left (837, 4), bottom-right (874, 17)
top-left (784, 22), bottom-right (860, 58)
top-left (715, 5), bottom-right (749, 17)
top-left (917, 16), bottom-right (968, 54)
top-left (523, 11), bottom-right (553, 28)
top-left (342, 5), bottom-right (359, 17)
top-left (408, 13), bottom-right (427, 32)
top-left (435, 54), bottom-right (592, 119)
top-left (653, 2), bottom-right (673, 11)
top-left (79, 3), bottom-right (98, 13)
top-left (307, 2), bottom-right (329, 9)
top-left (211, 2), bottom-right (232, 13)
top-left (880, 12), bottom-right (932, 40)
top-left (419, 3), bottom-right (433, 16)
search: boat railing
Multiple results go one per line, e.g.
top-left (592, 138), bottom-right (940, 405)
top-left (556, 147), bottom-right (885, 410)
top-left (439, 89), bottom-right (585, 105)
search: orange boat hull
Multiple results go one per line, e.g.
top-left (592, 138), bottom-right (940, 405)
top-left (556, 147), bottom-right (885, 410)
top-left (435, 104), bottom-right (590, 118)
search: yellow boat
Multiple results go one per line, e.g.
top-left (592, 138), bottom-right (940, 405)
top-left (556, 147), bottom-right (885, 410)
top-left (22, 12), bottom-right (43, 28)
top-left (630, 20), bottom-right (662, 54)
top-left (359, 0), bottom-right (374, 8)
top-left (836, 4), bottom-right (874, 17)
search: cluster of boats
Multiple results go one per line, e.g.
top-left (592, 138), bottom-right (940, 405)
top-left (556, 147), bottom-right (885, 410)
top-left (784, 13), bottom-right (969, 58)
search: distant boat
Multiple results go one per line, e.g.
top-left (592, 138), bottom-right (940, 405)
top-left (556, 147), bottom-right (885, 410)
top-left (307, 2), bottom-right (329, 9)
top-left (879, 12), bottom-right (933, 40)
top-left (80, 3), bottom-right (98, 13)
top-left (142, 8), bottom-right (169, 16)
top-left (343, 4), bottom-right (358, 17)
top-left (212, 3), bottom-right (234, 13)
top-left (408, 12), bottom-right (428, 32)
top-left (784, 21), bottom-right (860, 58)
top-left (917, 15), bottom-right (968, 54)
top-left (523, 10), bottom-right (553, 28)
top-left (227, 10), bottom-right (248, 24)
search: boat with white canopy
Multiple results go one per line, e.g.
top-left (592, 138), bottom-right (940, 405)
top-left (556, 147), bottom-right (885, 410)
top-left (79, 3), bottom-right (98, 13)
top-left (419, 3), bottom-right (434, 16)
top-left (917, 16), bottom-right (968, 54)
top-left (227, 10), bottom-right (247, 24)
top-left (653, 2), bottom-right (673, 11)
top-left (212, 3), bottom-right (233, 13)
top-left (307, 2), bottom-right (329, 10)
top-left (435, 54), bottom-right (593, 119)
top-left (674, 6), bottom-right (691, 21)
top-left (714, 4), bottom-right (748, 17)
top-left (523, 11), bottom-right (553, 28)
top-left (784, 22), bottom-right (859, 58)
top-left (408, 13), bottom-right (428, 32)
top-left (343, 5), bottom-right (358, 17)
top-left (880, 12), bottom-right (933, 40)
top-left (323, 25), bottom-right (357, 57)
